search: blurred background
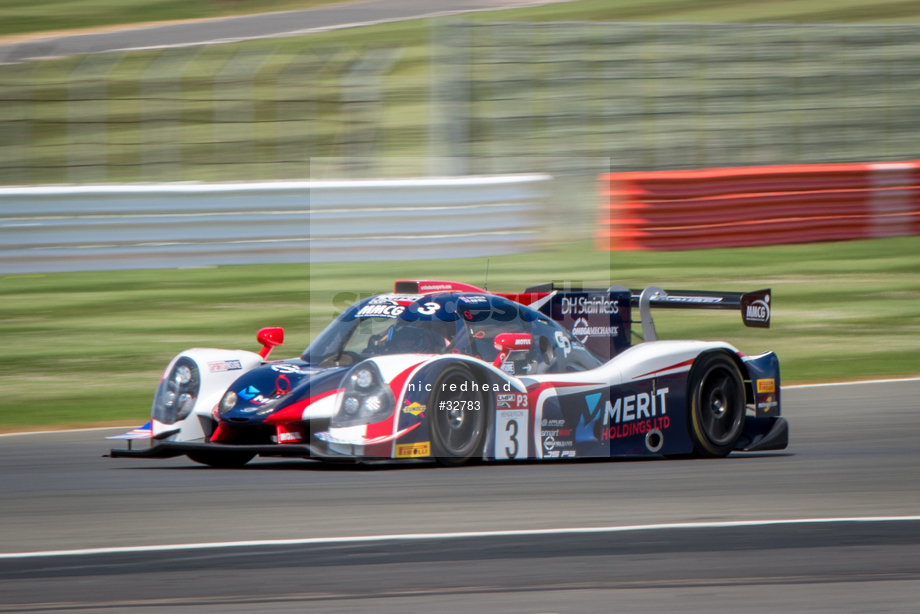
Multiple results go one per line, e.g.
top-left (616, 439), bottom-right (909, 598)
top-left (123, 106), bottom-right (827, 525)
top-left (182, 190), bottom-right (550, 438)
top-left (0, 0), bottom-right (919, 429)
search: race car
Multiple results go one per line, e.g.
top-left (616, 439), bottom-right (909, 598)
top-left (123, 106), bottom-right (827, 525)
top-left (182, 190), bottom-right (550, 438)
top-left (109, 279), bottom-right (786, 467)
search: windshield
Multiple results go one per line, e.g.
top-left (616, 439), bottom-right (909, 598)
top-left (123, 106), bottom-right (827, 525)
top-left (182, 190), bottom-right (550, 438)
top-left (303, 315), bottom-right (460, 367)
top-left (302, 293), bottom-right (604, 373)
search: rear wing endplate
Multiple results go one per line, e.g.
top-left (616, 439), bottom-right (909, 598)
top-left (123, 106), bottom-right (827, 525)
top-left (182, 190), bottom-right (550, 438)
top-left (633, 287), bottom-right (771, 341)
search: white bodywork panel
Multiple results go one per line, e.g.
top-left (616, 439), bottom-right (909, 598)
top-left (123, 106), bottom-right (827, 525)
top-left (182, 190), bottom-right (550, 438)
top-left (152, 348), bottom-right (264, 442)
top-left (521, 340), bottom-right (739, 459)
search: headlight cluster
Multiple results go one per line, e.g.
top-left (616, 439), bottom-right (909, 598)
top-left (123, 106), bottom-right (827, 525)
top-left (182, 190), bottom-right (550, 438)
top-left (151, 357), bottom-right (200, 424)
top-left (331, 361), bottom-right (395, 428)
top-left (219, 390), bottom-right (238, 414)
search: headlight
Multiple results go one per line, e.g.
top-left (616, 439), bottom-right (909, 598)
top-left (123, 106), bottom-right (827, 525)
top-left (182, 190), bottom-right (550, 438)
top-left (353, 368), bottom-right (374, 389)
top-left (331, 361), bottom-right (394, 428)
top-left (219, 390), bottom-right (238, 414)
top-left (151, 357), bottom-right (200, 424)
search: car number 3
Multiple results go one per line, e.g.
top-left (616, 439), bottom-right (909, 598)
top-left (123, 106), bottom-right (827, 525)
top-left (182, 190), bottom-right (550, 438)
top-left (417, 302), bottom-right (440, 315)
top-left (505, 419), bottom-right (519, 459)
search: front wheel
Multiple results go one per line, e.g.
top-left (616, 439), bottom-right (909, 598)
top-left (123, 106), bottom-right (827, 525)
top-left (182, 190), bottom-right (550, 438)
top-left (187, 450), bottom-right (255, 468)
top-left (687, 353), bottom-right (746, 458)
top-left (429, 365), bottom-right (486, 467)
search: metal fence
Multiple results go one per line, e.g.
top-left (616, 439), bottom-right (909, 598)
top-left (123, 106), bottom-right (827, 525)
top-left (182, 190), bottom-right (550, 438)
top-left (0, 175), bottom-right (549, 274)
top-left (1, 22), bottom-right (920, 184)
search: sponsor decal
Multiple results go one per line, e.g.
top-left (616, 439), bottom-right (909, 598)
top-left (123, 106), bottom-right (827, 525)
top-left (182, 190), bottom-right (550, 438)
top-left (278, 430), bottom-right (303, 443)
top-left (208, 360), bottom-right (242, 372)
top-left (238, 385), bottom-right (260, 401)
top-left (571, 317), bottom-right (619, 344)
top-left (554, 331), bottom-right (571, 357)
top-left (741, 291), bottom-right (771, 328)
top-left (403, 402), bottom-right (427, 416)
top-left (545, 450), bottom-right (561, 458)
top-left (543, 435), bottom-right (555, 451)
top-left (238, 385), bottom-right (273, 407)
top-left (561, 450), bottom-right (576, 458)
top-left (357, 304), bottom-right (405, 318)
top-left (396, 441), bottom-right (430, 458)
top-left (420, 284), bottom-right (452, 292)
top-left (541, 429), bottom-right (572, 437)
top-left (368, 293), bottom-right (422, 305)
top-left (746, 301), bottom-right (770, 323)
top-left (271, 363), bottom-right (309, 374)
top-left (459, 295), bottom-right (488, 304)
top-left (542, 419), bottom-right (565, 427)
top-left (501, 362), bottom-right (515, 375)
top-left (604, 417), bottom-right (670, 441)
top-left (560, 295), bottom-right (619, 316)
top-left (757, 379), bottom-right (776, 393)
top-left (497, 393), bottom-right (529, 409)
top-left (757, 395), bottom-right (777, 411)
top-left (275, 374), bottom-right (291, 395)
top-left (664, 296), bottom-right (722, 304)
top-left (575, 389), bottom-right (671, 444)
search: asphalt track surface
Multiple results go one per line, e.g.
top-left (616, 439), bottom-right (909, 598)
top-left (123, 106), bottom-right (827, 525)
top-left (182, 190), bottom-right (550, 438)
top-left (0, 0), bottom-right (571, 64)
top-left (2, 379), bottom-right (919, 612)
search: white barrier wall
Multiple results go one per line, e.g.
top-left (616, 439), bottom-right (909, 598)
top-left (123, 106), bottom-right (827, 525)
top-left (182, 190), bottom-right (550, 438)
top-left (0, 175), bottom-right (550, 273)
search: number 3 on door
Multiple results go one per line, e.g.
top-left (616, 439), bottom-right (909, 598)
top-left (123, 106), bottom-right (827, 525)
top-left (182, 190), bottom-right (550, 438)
top-left (495, 409), bottom-right (528, 460)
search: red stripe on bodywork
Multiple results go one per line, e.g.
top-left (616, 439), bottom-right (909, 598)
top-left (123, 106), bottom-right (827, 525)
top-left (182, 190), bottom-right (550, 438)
top-left (632, 358), bottom-right (695, 380)
top-left (264, 389), bottom-right (340, 425)
top-left (364, 422), bottom-right (421, 445)
top-left (525, 381), bottom-right (604, 394)
top-left (209, 423), bottom-right (236, 442)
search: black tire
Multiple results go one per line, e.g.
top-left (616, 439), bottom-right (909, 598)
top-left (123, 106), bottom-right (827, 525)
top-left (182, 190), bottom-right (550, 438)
top-left (428, 365), bottom-right (486, 467)
top-left (187, 451), bottom-right (255, 468)
top-left (687, 353), bottom-right (746, 458)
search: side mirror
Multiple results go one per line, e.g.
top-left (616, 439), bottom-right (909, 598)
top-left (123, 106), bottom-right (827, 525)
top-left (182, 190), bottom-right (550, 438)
top-left (492, 333), bottom-right (532, 368)
top-left (257, 327), bottom-right (284, 359)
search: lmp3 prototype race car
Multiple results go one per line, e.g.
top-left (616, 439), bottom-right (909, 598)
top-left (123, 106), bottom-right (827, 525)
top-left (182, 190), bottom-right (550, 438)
top-left (109, 279), bottom-right (786, 467)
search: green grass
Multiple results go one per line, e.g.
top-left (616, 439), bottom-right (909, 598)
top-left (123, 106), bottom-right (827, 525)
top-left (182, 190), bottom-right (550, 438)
top-left (1, 236), bottom-right (918, 430)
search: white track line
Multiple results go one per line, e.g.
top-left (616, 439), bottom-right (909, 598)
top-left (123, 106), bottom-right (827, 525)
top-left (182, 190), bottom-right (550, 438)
top-left (0, 426), bottom-right (133, 438)
top-left (3, 516), bottom-right (920, 559)
top-left (4, 2), bottom-right (577, 63)
top-left (785, 376), bottom-right (920, 389)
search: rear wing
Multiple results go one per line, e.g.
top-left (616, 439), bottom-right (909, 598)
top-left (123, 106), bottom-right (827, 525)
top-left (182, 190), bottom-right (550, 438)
top-left (521, 283), bottom-right (770, 358)
top-left (631, 286), bottom-right (771, 341)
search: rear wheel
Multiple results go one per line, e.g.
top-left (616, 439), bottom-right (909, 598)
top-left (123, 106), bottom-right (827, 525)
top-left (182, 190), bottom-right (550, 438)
top-left (687, 353), bottom-right (745, 458)
top-left (429, 365), bottom-right (486, 467)
top-left (187, 451), bottom-right (255, 468)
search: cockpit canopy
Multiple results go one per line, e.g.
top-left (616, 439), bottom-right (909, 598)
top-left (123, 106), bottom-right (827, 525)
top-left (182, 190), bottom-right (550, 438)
top-left (302, 293), bottom-right (602, 375)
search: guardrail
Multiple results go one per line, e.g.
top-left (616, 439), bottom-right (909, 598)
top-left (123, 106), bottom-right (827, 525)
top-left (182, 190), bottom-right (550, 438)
top-left (0, 175), bottom-right (550, 274)
top-left (597, 162), bottom-right (920, 251)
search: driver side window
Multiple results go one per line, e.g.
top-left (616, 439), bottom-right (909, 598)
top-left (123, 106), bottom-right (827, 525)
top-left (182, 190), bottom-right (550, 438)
top-left (528, 317), bottom-right (600, 373)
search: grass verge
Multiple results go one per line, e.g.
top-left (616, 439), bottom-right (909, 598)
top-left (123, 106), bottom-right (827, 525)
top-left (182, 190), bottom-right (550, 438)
top-left (1, 236), bottom-right (918, 430)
